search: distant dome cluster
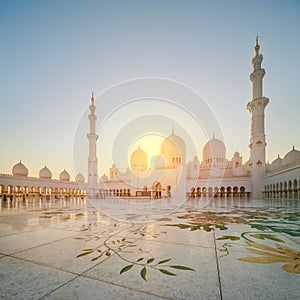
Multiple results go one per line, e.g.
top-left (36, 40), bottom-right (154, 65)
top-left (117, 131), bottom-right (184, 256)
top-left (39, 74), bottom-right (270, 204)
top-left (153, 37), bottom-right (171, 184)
top-left (128, 131), bottom-right (230, 173)
top-left (129, 129), bottom-right (187, 173)
top-left (10, 161), bottom-right (85, 182)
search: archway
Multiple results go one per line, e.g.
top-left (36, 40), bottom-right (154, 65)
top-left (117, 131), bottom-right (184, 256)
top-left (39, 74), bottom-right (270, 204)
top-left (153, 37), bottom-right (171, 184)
top-left (240, 186), bottom-right (245, 197)
top-left (220, 186), bottom-right (225, 197)
top-left (293, 179), bottom-right (298, 198)
top-left (226, 186), bottom-right (232, 197)
top-left (196, 187), bottom-right (201, 197)
top-left (0, 184), bottom-right (5, 196)
top-left (190, 187), bottom-right (195, 198)
top-left (152, 181), bottom-right (162, 198)
top-left (166, 185), bottom-right (171, 197)
top-left (214, 187), bottom-right (219, 197)
top-left (233, 186), bottom-right (239, 197)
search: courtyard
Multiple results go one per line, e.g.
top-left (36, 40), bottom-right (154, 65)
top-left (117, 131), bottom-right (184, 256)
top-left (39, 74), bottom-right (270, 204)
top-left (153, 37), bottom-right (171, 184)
top-left (0, 197), bottom-right (299, 299)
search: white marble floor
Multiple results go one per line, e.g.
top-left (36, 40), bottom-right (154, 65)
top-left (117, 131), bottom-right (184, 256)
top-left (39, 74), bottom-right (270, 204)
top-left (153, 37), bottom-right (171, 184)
top-left (0, 197), bottom-right (299, 299)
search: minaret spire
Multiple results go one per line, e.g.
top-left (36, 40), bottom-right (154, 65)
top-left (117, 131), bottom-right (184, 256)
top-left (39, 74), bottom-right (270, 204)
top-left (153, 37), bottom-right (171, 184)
top-left (254, 36), bottom-right (260, 55)
top-left (247, 38), bottom-right (269, 199)
top-left (87, 93), bottom-right (99, 196)
top-left (91, 92), bottom-right (94, 105)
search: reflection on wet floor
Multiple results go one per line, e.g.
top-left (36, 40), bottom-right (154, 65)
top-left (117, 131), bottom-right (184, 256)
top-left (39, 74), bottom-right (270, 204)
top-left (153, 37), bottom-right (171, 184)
top-left (0, 196), bottom-right (87, 212)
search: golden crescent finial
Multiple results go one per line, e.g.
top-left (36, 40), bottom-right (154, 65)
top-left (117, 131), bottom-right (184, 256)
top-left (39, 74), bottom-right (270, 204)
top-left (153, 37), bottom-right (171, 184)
top-left (254, 36), bottom-right (260, 54)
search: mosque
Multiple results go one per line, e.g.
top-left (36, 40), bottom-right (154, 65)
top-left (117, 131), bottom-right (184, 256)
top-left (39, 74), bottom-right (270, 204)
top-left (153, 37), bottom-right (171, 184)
top-left (1, 38), bottom-right (300, 201)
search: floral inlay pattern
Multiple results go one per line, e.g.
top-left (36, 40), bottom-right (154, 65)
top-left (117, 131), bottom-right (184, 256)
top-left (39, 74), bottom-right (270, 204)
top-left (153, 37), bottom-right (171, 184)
top-left (239, 241), bottom-right (300, 274)
top-left (75, 223), bottom-right (195, 280)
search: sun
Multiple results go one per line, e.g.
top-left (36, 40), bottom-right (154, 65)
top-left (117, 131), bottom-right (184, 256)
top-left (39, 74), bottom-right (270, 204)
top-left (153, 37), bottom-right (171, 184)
top-left (128, 133), bottom-right (165, 168)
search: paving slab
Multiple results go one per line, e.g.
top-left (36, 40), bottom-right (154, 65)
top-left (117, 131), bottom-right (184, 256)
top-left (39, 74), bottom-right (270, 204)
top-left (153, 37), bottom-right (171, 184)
top-left (0, 228), bottom-right (77, 255)
top-left (84, 238), bottom-right (221, 299)
top-left (0, 256), bottom-right (75, 300)
top-left (14, 235), bottom-right (111, 274)
top-left (218, 244), bottom-right (300, 300)
top-left (43, 276), bottom-right (166, 300)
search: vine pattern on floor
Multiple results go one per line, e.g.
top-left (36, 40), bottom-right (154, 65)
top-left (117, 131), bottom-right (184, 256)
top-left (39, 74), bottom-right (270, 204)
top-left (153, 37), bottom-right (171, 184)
top-left (75, 223), bottom-right (195, 280)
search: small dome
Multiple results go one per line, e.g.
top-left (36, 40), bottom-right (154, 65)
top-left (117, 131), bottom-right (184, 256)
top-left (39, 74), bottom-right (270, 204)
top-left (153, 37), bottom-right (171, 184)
top-left (130, 145), bottom-right (148, 171)
top-left (203, 136), bottom-right (226, 161)
top-left (39, 166), bottom-right (52, 179)
top-left (12, 161), bottom-right (28, 176)
top-left (160, 129), bottom-right (186, 161)
top-left (282, 146), bottom-right (300, 166)
top-left (233, 151), bottom-right (240, 158)
top-left (75, 172), bottom-right (85, 183)
top-left (269, 155), bottom-right (283, 171)
top-left (59, 169), bottom-right (70, 181)
top-left (100, 174), bottom-right (108, 182)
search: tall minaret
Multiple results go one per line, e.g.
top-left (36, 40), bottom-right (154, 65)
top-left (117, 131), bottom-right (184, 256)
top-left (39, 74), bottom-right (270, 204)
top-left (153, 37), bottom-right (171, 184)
top-left (87, 93), bottom-right (99, 194)
top-left (247, 37), bottom-right (269, 199)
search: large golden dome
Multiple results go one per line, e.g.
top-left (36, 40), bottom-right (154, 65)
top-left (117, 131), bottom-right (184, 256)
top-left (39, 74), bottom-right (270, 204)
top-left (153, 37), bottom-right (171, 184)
top-left (130, 145), bottom-right (148, 171)
top-left (160, 129), bottom-right (186, 161)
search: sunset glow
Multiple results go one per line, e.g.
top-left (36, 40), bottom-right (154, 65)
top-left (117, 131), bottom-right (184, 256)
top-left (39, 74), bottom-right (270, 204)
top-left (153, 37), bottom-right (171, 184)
top-left (128, 133), bottom-right (165, 169)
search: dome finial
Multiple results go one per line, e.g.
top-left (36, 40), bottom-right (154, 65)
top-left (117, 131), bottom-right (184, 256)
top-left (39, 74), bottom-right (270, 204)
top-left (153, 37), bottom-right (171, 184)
top-left (254, 36), bottom-right (260, 55)
top-left (172, 127), bottom-right (174, 135)
top-left (213, 132), bottom-right (215, 139)
top-left (293, 145), bottom-right (295, 151)
top-left (91, 93), bottom-right (94, 105)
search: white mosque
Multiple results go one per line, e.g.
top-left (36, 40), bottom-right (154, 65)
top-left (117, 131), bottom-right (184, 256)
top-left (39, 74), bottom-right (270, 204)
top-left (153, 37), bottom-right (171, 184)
top-left (1, 38), bottom-right (300, 201)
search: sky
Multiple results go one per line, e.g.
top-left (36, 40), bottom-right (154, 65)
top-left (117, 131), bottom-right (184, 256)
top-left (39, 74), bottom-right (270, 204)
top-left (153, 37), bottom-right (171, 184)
top-left (0, 0), bottom-right (299, 180)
